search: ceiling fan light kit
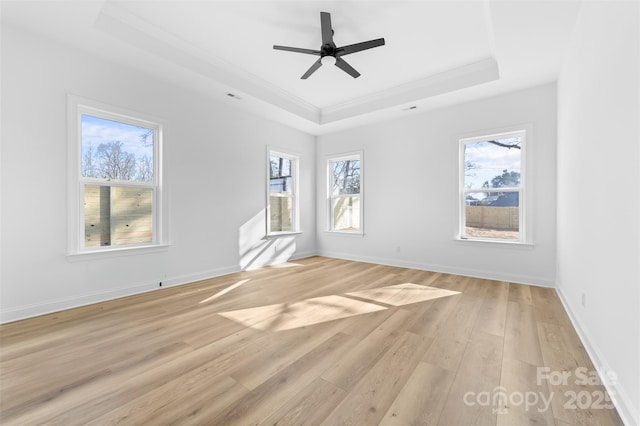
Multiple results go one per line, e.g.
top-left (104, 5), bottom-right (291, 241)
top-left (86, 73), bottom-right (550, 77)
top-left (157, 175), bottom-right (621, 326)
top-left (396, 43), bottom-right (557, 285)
top-left (274, 11), bottom-right (385, 79)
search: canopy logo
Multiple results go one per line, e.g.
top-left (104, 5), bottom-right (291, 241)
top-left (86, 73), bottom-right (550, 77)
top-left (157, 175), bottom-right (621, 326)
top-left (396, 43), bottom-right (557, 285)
top-left (463, 386), bottom-right (552, 414)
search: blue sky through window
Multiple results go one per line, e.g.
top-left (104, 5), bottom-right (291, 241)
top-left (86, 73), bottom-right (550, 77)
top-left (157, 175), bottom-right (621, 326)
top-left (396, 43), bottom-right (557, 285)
top-left (81, 114), bottom-right (154, 181)
top-left (464, 137), bottom-right (521, 190)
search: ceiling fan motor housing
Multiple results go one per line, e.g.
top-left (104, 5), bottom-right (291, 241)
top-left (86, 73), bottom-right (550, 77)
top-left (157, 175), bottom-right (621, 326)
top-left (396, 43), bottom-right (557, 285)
top-left (321, 43), bottom-right (336, 57)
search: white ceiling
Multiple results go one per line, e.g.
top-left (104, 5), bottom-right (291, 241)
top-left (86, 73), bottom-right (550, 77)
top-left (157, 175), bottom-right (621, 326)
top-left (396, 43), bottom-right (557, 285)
top-left (1, 0), bottom-right (582, 135)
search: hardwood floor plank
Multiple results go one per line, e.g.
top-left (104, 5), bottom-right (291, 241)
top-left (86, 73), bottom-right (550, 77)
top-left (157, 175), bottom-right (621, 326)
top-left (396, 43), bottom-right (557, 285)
top-left (536, 321), bottom-right (623, 425)
top-left (503, 300), bottom-right (545, 366)
top-left (422, 333), bottom-right (468, 373)
top-left (496, 357), bottom-right (556, 426)
top-left (260, 377), bottom-right (346, 426)
top-left (436, 331), bottom-right (503, 426)
top-left (543, 375), bottom-right (624, 426)
top-left (321, 331), bottom-right (432, 425)
top-left (457, 331), bottom-right (503, 381)
top-left (508, 282), bottom-right (533, 305)
top-left (86, 368), bottom-right (248, 425)
top-left (321, 308), bottom-right (416, 391)
top-left (229, 319), bottom-right (351, 390)
top-left (473, 280), bottom-right (509, 337)
top-left (536, 320), bottom-right (592, 372)
top-left (209, 332), bottom-right (359, 425)
top-left (380, 361), bottom-right (455, 425)
top-left (5, 327), bottom-right (259, 424)
top-left (408, 290), bottom-right (463, 338)
top-left (338, 306), bottom-right (395, 339)
top-left (0, 257), bottom-right (624, 425)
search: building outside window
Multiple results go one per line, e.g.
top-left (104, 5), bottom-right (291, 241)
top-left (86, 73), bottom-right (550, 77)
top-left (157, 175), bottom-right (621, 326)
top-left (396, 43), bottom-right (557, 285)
top-left (268, 149), bottom-right (299, 234)
top-left (460, 130), bottom-right (526, 242)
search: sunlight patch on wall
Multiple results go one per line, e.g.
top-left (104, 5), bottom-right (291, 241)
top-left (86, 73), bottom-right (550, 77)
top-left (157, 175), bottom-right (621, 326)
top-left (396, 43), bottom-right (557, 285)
top-left (238, 209), bottom-right (296, 270)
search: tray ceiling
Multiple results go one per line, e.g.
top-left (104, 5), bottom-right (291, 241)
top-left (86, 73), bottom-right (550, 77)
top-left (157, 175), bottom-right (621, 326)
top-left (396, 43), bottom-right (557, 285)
top-left (1, 1), bottom-right (581, 134)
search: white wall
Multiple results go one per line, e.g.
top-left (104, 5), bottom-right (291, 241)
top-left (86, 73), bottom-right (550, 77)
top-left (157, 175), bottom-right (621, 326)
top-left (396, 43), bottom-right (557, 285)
top-left (317, 84), bottom-right (557, 286)
top-left (557, 2), bottom-right (639, 424)
top-left (0, 26), bottom-right (316, 323)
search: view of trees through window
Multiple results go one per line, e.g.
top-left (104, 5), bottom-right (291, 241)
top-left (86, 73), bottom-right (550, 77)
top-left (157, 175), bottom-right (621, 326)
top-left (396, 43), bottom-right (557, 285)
top-left (82, 115), bottom-right (154, 182)
top-left (269, 153), bottom-right (296, 233)
top-left (462, 134), bottom-right (523, 241)
top-left (81, 114), bottom-right (156, 248)
top-left (330, 156), bottom-right (361, 232)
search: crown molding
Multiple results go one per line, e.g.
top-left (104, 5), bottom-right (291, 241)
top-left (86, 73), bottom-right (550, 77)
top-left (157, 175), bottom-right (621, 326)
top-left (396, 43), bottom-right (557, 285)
top-left (94, 1), bottom-right (321, 123)
top-left (320, 57), bottom-right (499, 124)
top-left (94, 2), bottom-right (499, 130)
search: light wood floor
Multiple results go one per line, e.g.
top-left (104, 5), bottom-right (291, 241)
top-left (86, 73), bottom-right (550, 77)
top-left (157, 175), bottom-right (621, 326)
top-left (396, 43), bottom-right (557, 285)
top-left (0, 257), bottom-right (623, 425)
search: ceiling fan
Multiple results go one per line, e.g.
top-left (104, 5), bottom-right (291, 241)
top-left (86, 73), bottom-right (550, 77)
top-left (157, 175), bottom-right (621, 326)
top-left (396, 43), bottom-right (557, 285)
top-left (273, 11), bottom-right (385, 79)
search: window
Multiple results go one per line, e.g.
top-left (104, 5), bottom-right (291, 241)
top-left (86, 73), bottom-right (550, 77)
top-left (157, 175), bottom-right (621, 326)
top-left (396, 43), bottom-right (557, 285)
top-left (267, 149), bottom-right (299, 235)
top-left (68, 96), bottom-right (164, 254)
top-left (460, 130), bottom-right (526, 242)
top-left (328, 152), bottom-right (363, 233)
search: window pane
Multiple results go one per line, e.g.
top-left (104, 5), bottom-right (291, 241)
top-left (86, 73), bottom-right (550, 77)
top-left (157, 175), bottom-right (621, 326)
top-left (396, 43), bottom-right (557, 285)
top-left (84, 185), bottom-right (153, 247)
top-left (464, 137), bottom-right (521, 189)
top-left (331, 159), bottom-right (360, 196)
top-left (270, 155), bottom-right (293, 193)
top-left (464, 191), bottom-right (519, 240)
top-left (332, 196), bottom-right (360, 231)
top-left (81, 114), bottom-right (154, 182)
top-left (269, 195), bottom-right (293, 232)
top-left (270, 176), bottom-right (293, 193)
top-left (270, 155), bottom-right (292, 178)
top-left (84, 185), bottom-right (112, 247)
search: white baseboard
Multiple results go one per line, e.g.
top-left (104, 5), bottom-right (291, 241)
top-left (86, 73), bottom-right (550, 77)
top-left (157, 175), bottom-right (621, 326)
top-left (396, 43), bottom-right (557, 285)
top-left (555, 287), bottom-right (639, 426)
top-left (161, 265), bottom-right (240, 288)
top-left (0, 279), bottom-right (160, 324)
top-left (0, 264), bottom-right (241, 324)
top-left (290, 250), bottom-right (318, 260)
top-left (317, 250), bottom-right (555, 287)
top-left (0, 251), bottom-right (320, 324)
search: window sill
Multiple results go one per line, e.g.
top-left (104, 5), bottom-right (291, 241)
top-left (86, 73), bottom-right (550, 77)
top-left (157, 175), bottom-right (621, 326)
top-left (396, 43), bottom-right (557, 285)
top-left (265, 231), bottom-right (302, 240)
top-left (454, 237), bottom-right (534, 249)
top-left (324, 230), bottom-right (365, 237)
top-left (67, 243), bottom-right (171, 262)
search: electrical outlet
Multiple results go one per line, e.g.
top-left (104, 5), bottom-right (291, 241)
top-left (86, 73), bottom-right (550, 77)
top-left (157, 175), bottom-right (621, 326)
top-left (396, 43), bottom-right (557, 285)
top-left (581, 293), bottom-right (586, 308)
top-left (396, 246), bottom-right (401, 253)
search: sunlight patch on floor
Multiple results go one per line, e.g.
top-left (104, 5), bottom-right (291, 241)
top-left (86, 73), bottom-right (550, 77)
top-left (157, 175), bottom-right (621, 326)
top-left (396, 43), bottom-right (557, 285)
top-left (218, 283), bottom-right (460, 331)
top-left (346, 283), bottom-right (460, 306)
top-left (268, 262), bottom-right (303, 269)
top-left (218, 294), bottom-right (386, 331)
top-left (199, 279), bottom-right (251, 304)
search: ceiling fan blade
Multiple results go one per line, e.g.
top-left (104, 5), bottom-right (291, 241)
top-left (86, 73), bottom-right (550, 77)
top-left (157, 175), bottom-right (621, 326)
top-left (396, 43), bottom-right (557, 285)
top-left (338, 38), bottom-right (385, 56)
top-left (320, 12), bottom-right (334, 45)
top-left (273, 45), bottom-right (321, 55)
top-left (301, 58), bottom-right (323, 79)
top-left (335, 56), bottom-right (360, 78)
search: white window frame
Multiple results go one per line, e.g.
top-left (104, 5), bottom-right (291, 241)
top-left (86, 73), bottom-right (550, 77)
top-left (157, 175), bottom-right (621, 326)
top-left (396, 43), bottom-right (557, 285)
top-left (327, 151), bottom-right (364, 234)
top-left (458, 126), bottom-right (531, 244)
top-left (266, 148), bottom-right (300, 236)
top-left (67, 95), bottom-right (167, 258)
